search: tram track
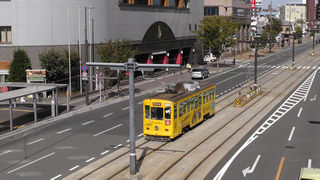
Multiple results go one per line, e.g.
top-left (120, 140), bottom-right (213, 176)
top-left (76, 48), bottom-right (320, 180)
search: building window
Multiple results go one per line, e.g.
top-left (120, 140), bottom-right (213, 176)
top-left (183, 0), bottom-right (189, 8)
top-left (189, 24), bottom-right (191, 31)
top-left (204, 7), bottom-right (219, 15)
top-left (195, 24), bottom-right (197, 30)
top-left (0, 26), bottom-right (11, 43)
top-left (135, 0), bottom-right (148, 4)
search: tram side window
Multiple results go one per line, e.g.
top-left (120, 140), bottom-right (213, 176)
top-left (183, 101), bottom-right (187, 114)
top-left (195, 95), bottom-right (198, 108)
top-left (151, 107), bottom-right (163, 120)
top-left (203, 92), bottom-right (207, 104)
top-left (165, 107), bottom-right (171, 119)
top-left (179, 102), bottom-right (183, 117)
top-left (205, 91), bottom-right (209, 103)
top-left (208, 91), bottom-right (211, 101)
top-left (145, 105), bottom-right (150, 118)
top-left (191, 97), bottom-right (195, 110)
top-left (187, 99), bottom-right (191, 112)
top-left (174, 104), bottom-right (177, 119)
top-left (199, 94), bottom-right (202, 106)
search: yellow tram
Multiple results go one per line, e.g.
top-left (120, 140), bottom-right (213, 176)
top-left (143, 81), bottom-right (216, 141)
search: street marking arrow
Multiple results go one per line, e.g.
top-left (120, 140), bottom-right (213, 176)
top-left (242, 155), bottom-right (261, 177)
top-left (310, 95), bottom-right (317, 101)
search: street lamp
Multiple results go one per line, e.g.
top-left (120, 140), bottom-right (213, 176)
top-left (85, 6), bottom-right (94, 105)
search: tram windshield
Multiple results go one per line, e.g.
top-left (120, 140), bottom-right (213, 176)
top-left (151, 107), bottom-right (163, 120)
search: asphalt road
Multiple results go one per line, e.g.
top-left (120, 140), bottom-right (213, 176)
top-left (205, 50), bottom-right (320, 178)
top-left (0, 40), bottom-right (317, 179)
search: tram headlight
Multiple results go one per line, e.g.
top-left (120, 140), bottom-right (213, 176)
top-left (155, 126), bottom-right (159, 131)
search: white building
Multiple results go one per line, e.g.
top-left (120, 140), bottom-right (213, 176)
top-left (0, 0), bottom-right (202, 82)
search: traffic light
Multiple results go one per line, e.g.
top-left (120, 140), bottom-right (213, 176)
top-left (254, 33), bottom-right (257, 36)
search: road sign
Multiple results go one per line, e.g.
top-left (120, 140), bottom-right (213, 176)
top-left (1, 86), bottom-right (8, 93)
top-left (82, 71), bottom-right (88, 77)
top-left (98, 71), bottom-right (104, 81)
top-left (82, 65), bottom-right (87, 71)
top-left (81, 77), bottom-right (88, 81)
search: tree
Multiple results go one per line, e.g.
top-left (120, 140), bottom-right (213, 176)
top-left (96, 38), bottom-right (138, 94)
top-left (193, 15), bottom-right (239, 67)
top-left (39, 48), bottom-right (79, 84)
top-left (264, 17), bottom-right (283, 51)
top-left (7, 48), bottom-right (32, 82)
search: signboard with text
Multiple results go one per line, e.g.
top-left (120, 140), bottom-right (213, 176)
top-left (251, 0), bottom-right (256, 9)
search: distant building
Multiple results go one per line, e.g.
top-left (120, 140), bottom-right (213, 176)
top-left (204, 0), bottom-right (251, 55)
top-left (306, 0), bottom-right (315, 22)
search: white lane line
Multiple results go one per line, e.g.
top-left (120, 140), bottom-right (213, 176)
top-left (82, 120), bottom-right (95, 125)
top-left (138, 101), bottom-right (143, 104)
top-left (103, 113), bottom-right (113, 118)
top-left (297, 108), bottom-right (303, 117)
top-left (56, 128), bottom-right (71, 134)
top-left (308, 159), bottom-right (312, 168)
top-left (122, 107), bottom-right (129, 110)
top-left (93, 124), bottom-right (122, 137)
top-left (114, 144), bottom-right (122, 148)
top-left (8, 152), bottom-right (55, 174)
top-left (69, 165), bottom-right (79, 171)
top-left (127, 140), bottom-right (130, 142)
top-left (101, 150), bottom-right (109, 155)
top-left (27, 138), bottom-right (44, 145)
top-left (51, 174), bottom-right (62, 180)
top-left (0, 150), bottom-right (12, 156)
top-left (138, 133), bottom-right (144, 137)
top-left (216, 73), bottom-right (243, 85)
top-left (288, 127), bottom-right (296, 141)
top-left (86, 157), bottom-right (95, 163)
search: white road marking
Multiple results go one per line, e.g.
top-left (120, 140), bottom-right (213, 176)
top-left (8, 152), bottom-right (55, 173)
top-left (0, 150), bottom-right (12, 156)
top-left (308, 159), bottom-right (312, 168)
top-left (216, 73), bottom-right (243, 85)
top-left (127, 140), bottom-right (130, 142)
top-left (69, 165), bottom-right (79, 171)
top-left (114, 144), bottom-right (122, 148)
top-left (82, 120), bottom-right (95, 125)
top-left (122, 107), bottom-right (129, 110)
top-left (86, 157), bottom-right (95, 163)
top-left (27, 138), bottom-right (44, 145)
top-left (138, 133), bottom-right (144, 137)
top-left (51, 174), bottom-right (62, 180)
top-left (297, 108), bottom-right (303, 117)
top-left (288, 127), bottom-right (295, 141)
top-left (103, 113), bottom-right (113, 117)
top-left (242, 155), bottom-right (261, 177)
top-left (101, 150), bottom-right (109, 155)
top-left (93, 124), bottom-right (122, 137)
top-left (138, 101), bottom-right (143, 104)
top-left (56, 128), bottom-right (71, 134)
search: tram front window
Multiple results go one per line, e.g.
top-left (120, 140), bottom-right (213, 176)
top-left (151, 107), bottom-right (163, 120)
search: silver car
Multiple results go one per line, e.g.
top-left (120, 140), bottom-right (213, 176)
top-left (191, 68), bottom-right (209, 79)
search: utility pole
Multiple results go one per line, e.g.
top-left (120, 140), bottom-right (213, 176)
top-left (86, 59), bottom-right (180, 179)
top-left (238, 39), bottom-right (275, 90)
top-left (269, 2), bottom-right (272, 52)
top-left (307, 29), bottom-right (318, 56)
top-left (282, 33), bottom-right (302, 69)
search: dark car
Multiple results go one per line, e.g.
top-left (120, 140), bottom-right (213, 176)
top-left (191, 68), bottom-right (209, 79)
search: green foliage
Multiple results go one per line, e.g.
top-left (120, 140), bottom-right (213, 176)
top-left (96, 38), bottom-right (138, 93)
top-left (193, 15), bottom-right (239, 59)
top-left (295, 26), bottom-right (303, 39)
top-left (39, 48), bottom-right (79, 83)
top-left (7, 48), bottom-right (32, 82)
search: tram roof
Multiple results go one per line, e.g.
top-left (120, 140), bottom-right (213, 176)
top-left (147, 81), bottom-right (215, 102)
